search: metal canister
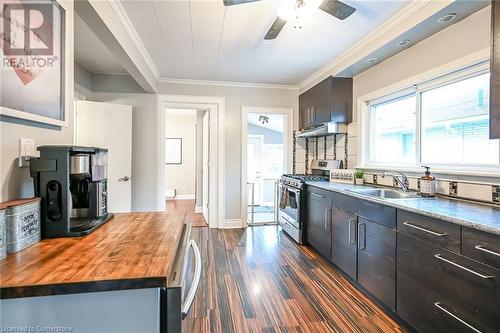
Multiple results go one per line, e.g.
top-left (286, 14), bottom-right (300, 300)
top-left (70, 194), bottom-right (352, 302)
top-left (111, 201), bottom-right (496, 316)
top-left (0, 209), bottom-right (6, 260)
top-left (70, 154), bottom-right (90, 175)
top-left (5, 198), bottom-right (41, 253)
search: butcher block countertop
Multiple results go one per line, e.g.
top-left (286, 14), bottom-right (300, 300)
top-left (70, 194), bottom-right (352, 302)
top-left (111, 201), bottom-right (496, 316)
top-left (0, 212), bottom-right (187, 299)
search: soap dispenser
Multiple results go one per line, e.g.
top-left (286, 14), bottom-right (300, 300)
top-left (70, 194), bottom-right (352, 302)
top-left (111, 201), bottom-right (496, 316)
top-left (419, 166), bottom-right (436, 198)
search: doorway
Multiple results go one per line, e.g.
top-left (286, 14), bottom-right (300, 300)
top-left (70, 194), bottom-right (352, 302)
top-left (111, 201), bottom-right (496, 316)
top-left (164, 108), bottom-right (208, 227)
top-left (242, 107), bottom-right (293, 226)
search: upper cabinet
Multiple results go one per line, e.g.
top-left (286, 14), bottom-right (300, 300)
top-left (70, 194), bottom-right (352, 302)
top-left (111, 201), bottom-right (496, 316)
top-left (491, 2), bottom-right (500, 138)
top-left (299, 77), bottom-right (353, 130)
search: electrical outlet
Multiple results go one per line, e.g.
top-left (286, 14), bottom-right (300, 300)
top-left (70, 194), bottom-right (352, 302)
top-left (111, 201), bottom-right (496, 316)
top-left (19, 138), bottom-right (36, 167)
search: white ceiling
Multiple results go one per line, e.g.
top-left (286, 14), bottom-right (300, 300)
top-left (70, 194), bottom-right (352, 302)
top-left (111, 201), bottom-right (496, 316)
top-left (247, 113), bottom-right (284, 132)
top-left (120, 0), bottom-right (410, 85)
top-left (74, 13), bottom-right (127, 74)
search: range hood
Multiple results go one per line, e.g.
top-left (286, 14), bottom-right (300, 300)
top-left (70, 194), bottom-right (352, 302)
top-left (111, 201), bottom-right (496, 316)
top-left (296, 122), bottom-right (347, 138)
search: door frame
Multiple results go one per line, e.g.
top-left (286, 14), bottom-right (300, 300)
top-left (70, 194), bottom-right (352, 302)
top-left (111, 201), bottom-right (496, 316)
top-left (158, 95), bottom-right (225, 229)
top-left (241, 106), bottom-right (293, 227)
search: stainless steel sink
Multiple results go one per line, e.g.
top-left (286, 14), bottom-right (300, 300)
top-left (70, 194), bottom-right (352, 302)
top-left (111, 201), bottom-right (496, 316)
top-left (346, 188), bottom-right (420, 199)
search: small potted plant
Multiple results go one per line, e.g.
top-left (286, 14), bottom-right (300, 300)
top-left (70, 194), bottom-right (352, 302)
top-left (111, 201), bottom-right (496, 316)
top-left (354, 169), bottom-right (365, 185)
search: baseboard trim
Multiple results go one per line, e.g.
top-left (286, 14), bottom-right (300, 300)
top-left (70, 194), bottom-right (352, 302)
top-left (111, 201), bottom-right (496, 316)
top-left (175, 194), bottom-right (195, 200)
top-left (220, 218), bottom-right (244, 229)
top-left (194, 206), bottom-right (203, 213)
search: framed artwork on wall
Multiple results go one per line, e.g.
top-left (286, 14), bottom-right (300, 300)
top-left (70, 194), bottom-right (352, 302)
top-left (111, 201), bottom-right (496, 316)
top-left (0, 0), bottom-right (71, 127)
top-left (165, 138), bottom-right (182, 164)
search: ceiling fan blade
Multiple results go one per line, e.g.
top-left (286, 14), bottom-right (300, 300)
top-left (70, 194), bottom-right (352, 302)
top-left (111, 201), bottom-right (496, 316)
top-left (319, 0), bottom-right (356, 20)
top-left (223, 0), bottom-right (261, 6)
top-left (264, 17), bottom-right (286, 40)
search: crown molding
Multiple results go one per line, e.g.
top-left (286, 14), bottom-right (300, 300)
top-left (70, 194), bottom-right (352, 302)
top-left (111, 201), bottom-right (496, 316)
top-left (298, 0), bottom-right (454, 93)
top-left (158, 77), bottom-right (299, 90)
top-left (109, 0), bottom-right (160, 81)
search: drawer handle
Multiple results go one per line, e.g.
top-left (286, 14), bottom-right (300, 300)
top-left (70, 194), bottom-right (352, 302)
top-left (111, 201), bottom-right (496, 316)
top-left (475, 244), bottom-right (500, 257)
top-left (434, 302), bottom-right (482, 333)
top-left (311, 192), bottom-right (324, 198)
top-left (403, 222), bottom-right (447, 237)
top-left (434, 254), bottom-right (494, 279)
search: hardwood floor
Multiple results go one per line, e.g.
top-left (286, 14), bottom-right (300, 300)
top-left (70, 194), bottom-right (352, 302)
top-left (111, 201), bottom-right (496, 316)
top-left (166, 199), bottom-right (207, 227)
top-left (183, 226), bottom-right (404, 333)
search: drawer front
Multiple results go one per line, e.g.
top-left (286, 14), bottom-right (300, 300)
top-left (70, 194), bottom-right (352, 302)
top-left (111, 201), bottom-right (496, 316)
top-left (332, 192), bottom-right (357, 214)
top-left (398, 233), bottom-right (500, 333)
top-left (397, 210), bottom-right (461, 252)
top-left (358, 200), bottom-right (396, 229)
top-left (307, 186), bottom-right (332, 200)
top-left (463, 228), bottom-right (500, 270)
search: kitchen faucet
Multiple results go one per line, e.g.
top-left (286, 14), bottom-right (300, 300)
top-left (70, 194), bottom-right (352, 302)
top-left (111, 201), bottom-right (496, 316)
top-left (381, 171), bottom-right (410, 192)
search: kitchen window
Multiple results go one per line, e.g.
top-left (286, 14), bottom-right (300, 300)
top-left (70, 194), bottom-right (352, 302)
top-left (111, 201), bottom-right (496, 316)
top-left (366, 64), bottom-right (500, 171)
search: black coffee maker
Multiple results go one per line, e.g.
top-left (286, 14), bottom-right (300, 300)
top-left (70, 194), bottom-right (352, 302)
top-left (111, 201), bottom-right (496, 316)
top-left (30, 146), bottom-right (113, 238)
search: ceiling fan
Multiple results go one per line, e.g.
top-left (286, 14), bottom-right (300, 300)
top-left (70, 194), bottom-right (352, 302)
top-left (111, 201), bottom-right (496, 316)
top-left (223, 0), bottom-right (356, 40)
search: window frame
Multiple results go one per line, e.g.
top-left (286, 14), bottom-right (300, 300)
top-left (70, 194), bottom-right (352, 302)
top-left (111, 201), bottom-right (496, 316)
top-left (363, 61), bottom-right (500, 174)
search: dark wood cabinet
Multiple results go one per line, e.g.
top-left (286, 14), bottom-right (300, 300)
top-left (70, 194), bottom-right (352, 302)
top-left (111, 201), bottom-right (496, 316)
top-left (491, 1), bottom-right (500, 138)
top-left (398, 232), bottom-right (500, 333)
top-left (331, 207), bottom-right (357, 279)
top-left (298, 77), bottom-right (352, 130)
top-left (357, 217), bottom-right (396, 311)
top-left (306, 187), bottom-right (332, 259)
top-left (462, 228), bottom-right (500, 270)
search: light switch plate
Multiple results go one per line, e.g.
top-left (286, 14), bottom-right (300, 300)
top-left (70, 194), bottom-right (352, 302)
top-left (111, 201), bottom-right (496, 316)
top-left (19, 138), bottom-right (36, 167)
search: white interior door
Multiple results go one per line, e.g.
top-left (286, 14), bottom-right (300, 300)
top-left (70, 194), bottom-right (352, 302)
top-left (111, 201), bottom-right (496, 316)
top-left (247, 136), bottom-right (263, 206)
top-left (202, 112), bottom-right (209, 221)
top-left (75, 100), bottom-right (133, 213)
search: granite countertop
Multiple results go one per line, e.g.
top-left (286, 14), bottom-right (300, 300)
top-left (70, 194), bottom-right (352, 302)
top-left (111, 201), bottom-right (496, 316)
top-left (306, 181), bottom-right (500, 235)
top-left (0, 212), bottom-right (187, 299)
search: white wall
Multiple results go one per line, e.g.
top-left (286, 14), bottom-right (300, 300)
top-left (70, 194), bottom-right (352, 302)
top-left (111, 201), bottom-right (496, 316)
top-left (0, 0), bottom-right (75, 202)
top-left (350, 7), bottom-right (491, 170)
top-left (164, 110), bottom-right (196, 198)
top-left (195, 110), bottom-right (207, 209)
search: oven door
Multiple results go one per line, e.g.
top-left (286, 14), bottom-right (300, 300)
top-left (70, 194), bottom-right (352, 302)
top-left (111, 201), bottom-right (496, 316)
top-left (278, 183), bottom-right (301, 229)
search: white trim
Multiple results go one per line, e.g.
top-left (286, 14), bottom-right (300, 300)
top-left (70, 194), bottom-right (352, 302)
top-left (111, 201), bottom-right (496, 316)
top-left (298, 0), bottom-right (454, 93)
top-left (194, 206), bottom-right (203, 214)
top-left (159, 77), bottom-right (298, 90)
top-left (220, 219), bottom-right (244, 229)
top-left (358, 51), bottom-right (499, 176)
top-left (158, 94), bottom-right (225, 229)
top-left (174, 194), bottom-right (196, 200)
top-left (109, 1), bottom-right (160, 80)
top-left (241, 106), bottom-right (293, 226)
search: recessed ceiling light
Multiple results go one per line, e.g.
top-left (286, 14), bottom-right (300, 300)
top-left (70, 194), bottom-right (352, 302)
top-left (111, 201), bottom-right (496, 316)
top-left (438, 13), bottom-right (456, 23)
top-left (396, 39), bottom-right (410, 47)
top-left (367, 57), bottom-right (377, 64)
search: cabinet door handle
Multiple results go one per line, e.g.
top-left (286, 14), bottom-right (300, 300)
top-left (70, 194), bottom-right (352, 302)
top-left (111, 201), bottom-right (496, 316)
top-left (403, 222), bottom-right (447, 237)
top-left (434, 254), bottom-right (494, 279)
top-left (348, 218), bottom-right (356, 245)
top-left (324, 208), bottom-right (331, 230)
top-left (311, 192), bottom-right (324, 198)
top-left (475, 244), bottom-right (500, 257)
top-left (434, 302), bottom-right (482, 333)
top-left (357, 223), bottom-right (366, 250)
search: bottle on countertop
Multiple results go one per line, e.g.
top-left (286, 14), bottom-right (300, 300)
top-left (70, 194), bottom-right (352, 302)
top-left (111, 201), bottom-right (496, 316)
top-left (419, 166), bottom-right (436, 198)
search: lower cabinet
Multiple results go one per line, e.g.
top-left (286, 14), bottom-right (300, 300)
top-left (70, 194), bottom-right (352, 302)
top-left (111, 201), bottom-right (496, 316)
top-left (331, 207), bottom-right (358, 279)
top-left (306, 187), bottom-right (332, 259)
top-left (398, 232), bottom-right (500, 333)
top-left (357, 217), bottom-right (396, 311)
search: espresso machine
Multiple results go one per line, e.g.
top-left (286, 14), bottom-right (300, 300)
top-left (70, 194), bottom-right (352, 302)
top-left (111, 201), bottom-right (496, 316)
top-left (30, 146), bottom-right (113, 238)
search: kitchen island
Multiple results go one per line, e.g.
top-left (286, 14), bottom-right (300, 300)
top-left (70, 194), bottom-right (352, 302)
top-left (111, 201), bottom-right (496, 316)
top-left (0, 212), bottom-right (194, 333)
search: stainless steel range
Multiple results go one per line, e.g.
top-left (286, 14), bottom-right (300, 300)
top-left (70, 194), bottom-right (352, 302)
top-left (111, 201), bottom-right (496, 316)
top-left (278, 159), bottom-right (342, 244)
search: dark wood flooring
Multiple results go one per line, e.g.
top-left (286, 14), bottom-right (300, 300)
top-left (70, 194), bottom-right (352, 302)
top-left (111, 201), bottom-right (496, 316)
top-left (183, 226), bottom-right (404, 333)
top-left (166, 199), bottom-right (207, 227)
